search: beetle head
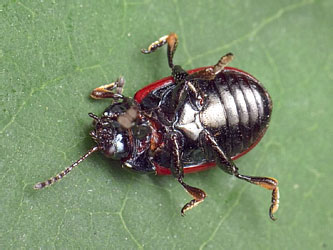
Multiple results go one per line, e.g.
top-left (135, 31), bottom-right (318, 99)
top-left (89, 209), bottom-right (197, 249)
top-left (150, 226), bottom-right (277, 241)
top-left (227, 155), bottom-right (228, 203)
top-left (33, 104), bottom-right (133, 190)
top-left (89, 112), bottom-right (130, 160)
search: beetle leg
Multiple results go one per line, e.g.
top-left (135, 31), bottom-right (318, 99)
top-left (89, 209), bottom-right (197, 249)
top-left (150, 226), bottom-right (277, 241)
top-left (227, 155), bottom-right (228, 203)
top-left (188, 53), bottom-right (233, 80)
top-left (178, 178), bottom-right (207, 216)
top-left (141, 33), bottom-right (203, 113)
top-left (202, 131), bottom-right (280, 220)
top-left (117, 106), bottom-right (138, 129)
top-left (141, 35), bottom-right (169, 54)
top-left (167, 131), bottom-right (207, 215)
top-left (141, 33), bottom-right (178, 68)
top-left (90, 76), bottom-right (125, 100)
top-left (213, 53), bottom-right (234, 75)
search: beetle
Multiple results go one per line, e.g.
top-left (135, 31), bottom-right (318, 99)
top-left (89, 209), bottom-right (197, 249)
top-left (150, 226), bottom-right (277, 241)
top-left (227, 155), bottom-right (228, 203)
top-left (34, 33), bottom-right (279, 220)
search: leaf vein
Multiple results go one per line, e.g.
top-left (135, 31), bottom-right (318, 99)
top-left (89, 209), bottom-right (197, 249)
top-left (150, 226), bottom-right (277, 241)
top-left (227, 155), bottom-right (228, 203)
top-left (183, 0), bottom-right (316, 67)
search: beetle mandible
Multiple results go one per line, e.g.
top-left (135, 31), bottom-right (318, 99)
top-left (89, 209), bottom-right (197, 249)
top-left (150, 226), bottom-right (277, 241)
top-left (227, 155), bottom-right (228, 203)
top-left (34, 33), bottom-right (279, 220)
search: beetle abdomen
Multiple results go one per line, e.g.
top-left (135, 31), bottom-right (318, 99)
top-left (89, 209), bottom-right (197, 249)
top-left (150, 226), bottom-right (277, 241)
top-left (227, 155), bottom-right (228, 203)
top-left (136, 66), bottom-right (272, 160)
top-left (200, 69), bottom-right (272, 157)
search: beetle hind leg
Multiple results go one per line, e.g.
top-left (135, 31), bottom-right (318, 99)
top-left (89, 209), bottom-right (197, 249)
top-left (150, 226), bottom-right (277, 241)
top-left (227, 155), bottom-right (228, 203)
top-left (90, 76), bottom-right (125, 100)
top-left (237, 174), bottom-right (279, 220)
top-left (202, 131), bottom-right (280, 220)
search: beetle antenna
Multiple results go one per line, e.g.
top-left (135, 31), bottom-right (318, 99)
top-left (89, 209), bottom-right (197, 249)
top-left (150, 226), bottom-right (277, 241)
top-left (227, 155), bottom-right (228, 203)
top-left (88, 112), bottom-right (99, 121)
top-left (34, 146), bottom-right (99, 190)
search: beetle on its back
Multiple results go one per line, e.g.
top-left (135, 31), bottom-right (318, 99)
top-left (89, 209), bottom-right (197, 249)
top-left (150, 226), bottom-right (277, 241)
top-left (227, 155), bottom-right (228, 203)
top-left (34, 33), bottom-right (279, 220)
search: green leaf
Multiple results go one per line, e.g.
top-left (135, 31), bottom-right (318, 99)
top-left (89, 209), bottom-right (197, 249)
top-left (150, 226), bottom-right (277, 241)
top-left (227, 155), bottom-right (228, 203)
top-left (1, 0), bottom-right (332, 249)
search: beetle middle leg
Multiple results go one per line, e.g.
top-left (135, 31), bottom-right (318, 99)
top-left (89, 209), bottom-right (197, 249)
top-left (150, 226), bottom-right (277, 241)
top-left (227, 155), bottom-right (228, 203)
top-left (213, 53), bottom-right (234, 75)
top-left (90, 76), bottom-right (125, 100)
top-left (189, 52), bottom-right (234, 81)
top-left (201, 131), bottom-right (280, 220)
top-left (167, 131), bottom-right (207, 215)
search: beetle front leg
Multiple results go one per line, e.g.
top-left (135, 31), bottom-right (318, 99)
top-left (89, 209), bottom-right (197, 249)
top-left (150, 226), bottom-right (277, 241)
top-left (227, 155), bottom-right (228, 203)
top-left (167, 131), bottom-right (207, 215)
top-left (90, 76), bottom-right (125, 100)
top-left (202, 131), bottom-right (280, 220)
top-left (141, 32), bottom-right (178, 68)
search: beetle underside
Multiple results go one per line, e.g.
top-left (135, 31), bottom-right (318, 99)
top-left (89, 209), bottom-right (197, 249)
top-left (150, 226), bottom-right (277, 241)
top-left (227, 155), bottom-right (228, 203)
top-left (34, 32), bottom-right (279, 220)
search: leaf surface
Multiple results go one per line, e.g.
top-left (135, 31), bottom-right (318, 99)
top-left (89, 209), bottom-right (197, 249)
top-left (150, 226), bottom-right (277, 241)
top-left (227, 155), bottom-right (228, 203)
top-left (0, 0), bottom-right (332, 248)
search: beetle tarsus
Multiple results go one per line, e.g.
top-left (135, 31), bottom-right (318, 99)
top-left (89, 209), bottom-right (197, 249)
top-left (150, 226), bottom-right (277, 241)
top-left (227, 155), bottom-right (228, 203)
top-left (179, 180), bottom-right (206, 215)
top-left (239, 176), bottom-right (280, 221)
top-left (140, 35), bottom-right (168, 54)
top-left (90, 77), bottom-right (125, 100)
top-left (141, 33), bottom-right (178, 68)
top-left (213, 52), bottom-right (234, 75)
top-left (188, 52), bottom-right (234, 80)
top-left (269, 186), bottom-right (279, 220)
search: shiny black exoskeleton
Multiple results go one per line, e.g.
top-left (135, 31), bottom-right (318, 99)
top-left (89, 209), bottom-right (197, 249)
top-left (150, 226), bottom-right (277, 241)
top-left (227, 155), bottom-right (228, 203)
top-left (139, 67), bottom-right (272, 171)
top-left (34, 33), bottom-right (279, 220)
